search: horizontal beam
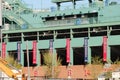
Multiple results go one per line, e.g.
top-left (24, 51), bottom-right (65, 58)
top-left (3, 21), bottom-right (120, 34)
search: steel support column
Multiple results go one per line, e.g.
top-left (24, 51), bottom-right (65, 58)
top-left (21, 50), bottom-right (24, 66)
top-left (107, 46), bottom-right (111, 62)
top-left (70, 47), bottom-right (73, 65)
top-left (88, 47), bottom-right (91, 64)
top-left (37, 50), bottom-right (41, 66)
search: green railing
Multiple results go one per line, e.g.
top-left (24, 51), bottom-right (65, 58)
top-left (44, 17), bottom-right (97, 27)
top-left (3, 10), bottom-right (30, 30)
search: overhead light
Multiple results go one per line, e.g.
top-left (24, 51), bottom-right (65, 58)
top-left (62, 16), bottom-right (65, 20)
top-left (43, 32), bottom-right (46, 36)
top-left (81, 14), bottom-right (85, 18)
top-left (74, 15), bottom-right (77, 18)
top-left (54, 17), bottom-right (57, 20)
top-left (93, 28), bottom-right (98, 33)
top-left (110, 27), bottom-right (112, 31)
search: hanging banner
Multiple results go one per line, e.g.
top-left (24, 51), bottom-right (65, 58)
top-left (66, 38), bottom-right (70, 63)
top-left (84, 37), bottom-right (88, 63)
top-left (103, 36), bottom-right (107, 62)
top-left (33, 41), bottom-right (37, 64)
top-left (49, 39), bottom-right (53, 53)
top-left (2, 42), bottom-right (6, 59)
top-left (17, 42), bottom-right (21, 62)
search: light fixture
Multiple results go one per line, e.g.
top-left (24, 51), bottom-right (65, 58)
top-left (81, 14), bottom-right (85, 18)
top-left (74, 15), bottom-right (77, 18)
top-left (62, 16), bottom-right (65, 20)
top-left (43, 32), bottom-right (46, 36)
top-left (54, 17), bottom-right (57, 20)
top-left (93, 28), bottom-right (98, 33)
top-left (110, 27), bottom-right (112, 31)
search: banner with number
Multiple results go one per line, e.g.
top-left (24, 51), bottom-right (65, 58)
top-left (66, 38), bottom-right (70, 63)
top-left (2, 42), bottom-right (6, 59)
top-left (33, 41), bottom-right (37, 64)
top-left (17, 42), bottom-right (21, 62)
top-left (49, 39), bottom-right (53, 53)
top-left (84, 37), bottom-right (88, 63)
top-left (103, 36), bottom-right (107, 62)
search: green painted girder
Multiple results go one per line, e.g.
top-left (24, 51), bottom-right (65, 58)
top-left (1, 35), bottom-right (120, 51)
top-left (71, 38), bottom-right (84, 47)
top-left (54, 39), bottom-right (66, 48)
top-left (3, 21), bottom-right (120, 34)
top-left (108, 35), bottom-right (120, 46)
top-left (89, 37), bottom-right (102, 46)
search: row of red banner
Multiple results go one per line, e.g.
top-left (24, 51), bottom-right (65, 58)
top-left (66, 36), bottom-right (108, 63)
top-left (1, 36), bottom-right (107, 64)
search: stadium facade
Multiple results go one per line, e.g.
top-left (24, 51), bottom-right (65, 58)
top-left (1, 0), bottom-right (120, 79)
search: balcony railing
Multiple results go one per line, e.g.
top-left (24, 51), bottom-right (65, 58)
top-left (44, 17), bottom-right (98, 27)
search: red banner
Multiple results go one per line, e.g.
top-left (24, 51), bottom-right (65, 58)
top-left (33, 41), bottom-right (37, 64)
top-left (2, 42), bottom-right (6, 59)
top-left (66, 38), bottom-right (70, 63)
top-left (103, 36), bottom-right (107, 62)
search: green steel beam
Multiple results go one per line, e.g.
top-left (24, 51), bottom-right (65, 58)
top-left (3, 21), bottom-right (120, 34)
top-left (54, 39), bottom-right (66, 48)
top-left (88, 47), bottom-right (91, 64)
top-left (3, 35), bottom-right (120, 51)
top-left (20, 43), bottom-right (23, 65)
top-left (108, 35), bottom-right (120, 45)
top-left (37, 49), bottom-right (40, 66)
top-left (107, 46), bottom-right (111, 62)
top-left (70, 47), bottom-right (73, 65)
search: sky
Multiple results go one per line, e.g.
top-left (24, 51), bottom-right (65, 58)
top-left (22, 0), bottom-right (89, 9)
top-left (22, 0), bottom-right (57, 9)
top-left (22, 0), bottom-right (120, 9)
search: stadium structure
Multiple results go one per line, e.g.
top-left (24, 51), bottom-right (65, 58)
top-left (0, 0), bottom-right (120, 79)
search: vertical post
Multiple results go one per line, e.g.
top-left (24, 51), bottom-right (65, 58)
top-left (88, 28), bottom-right (90, 38)
top-left (57, 3), bottom-right (60, 10)
top-left (52, 49), bottom-right (54, 78)
top-left (37, 49), bottom-right (40, 66)
top-left (0, 29), bottom-right (2, 57)
top-left (37, 32), bottom-right (39, 42)
top-left (72, 0), bottom-right (76, 9)
top-left (0, 0), bottom-right (2, 26)
top-left (0, 0), bottom-right (2, 57)
top-left (70, 29), bottom-right (73, 65)
top-left (88, 47), bottom-right (91, 64)
top-left (70, 47), bottom-right (73, 65)
top-left (26, 41), bottom-right (30, 80)
top-left (21, 33), bottom-right (24, 43)
top-left (107, 46), bottom-right (111, 62)
top-left (21, 50), bottom-right (24, 66)
top-left (52, 30), bottom-right (57, 78)
top-left (52, 40), bottom-right (55, 78)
